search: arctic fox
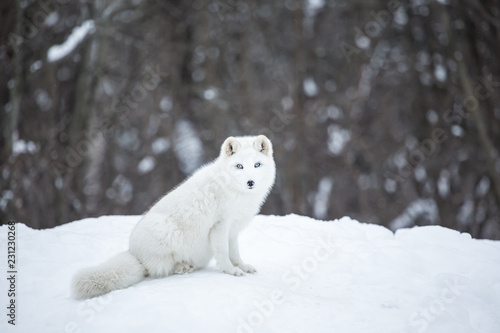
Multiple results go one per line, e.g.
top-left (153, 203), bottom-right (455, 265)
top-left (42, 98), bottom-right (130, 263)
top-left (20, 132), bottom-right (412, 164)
top-left (72, 135), bottom-right (276, 299)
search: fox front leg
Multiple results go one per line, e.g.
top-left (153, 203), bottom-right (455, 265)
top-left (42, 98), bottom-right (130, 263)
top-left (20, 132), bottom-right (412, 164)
top-left (229, 233), bottom-right (256, 274)
top-left (209, 221), bottom-right (245, 276)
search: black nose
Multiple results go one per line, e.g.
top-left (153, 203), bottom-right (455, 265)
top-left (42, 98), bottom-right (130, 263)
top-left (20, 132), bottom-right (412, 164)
top-left (247, 180), bottom-right (255, 188)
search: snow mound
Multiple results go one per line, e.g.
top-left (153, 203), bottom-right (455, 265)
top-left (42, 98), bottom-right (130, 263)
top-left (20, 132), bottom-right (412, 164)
top-left (1, 215), bottom-right (500, 333)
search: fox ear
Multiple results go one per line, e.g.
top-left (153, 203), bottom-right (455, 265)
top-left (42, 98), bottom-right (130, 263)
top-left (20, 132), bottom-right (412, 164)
top-left (222, 137), bottom-right (241, 157)
top-left (254, 135), bottom-right (273, 157)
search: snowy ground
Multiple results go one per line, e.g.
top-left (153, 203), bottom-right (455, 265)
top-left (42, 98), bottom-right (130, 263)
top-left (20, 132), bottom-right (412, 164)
top-left (1, 214), bottom-right (500, 333)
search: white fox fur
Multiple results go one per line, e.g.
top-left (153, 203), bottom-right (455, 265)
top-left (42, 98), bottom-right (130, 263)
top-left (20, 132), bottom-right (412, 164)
top-left (72, 135), bottom-right (276, 299)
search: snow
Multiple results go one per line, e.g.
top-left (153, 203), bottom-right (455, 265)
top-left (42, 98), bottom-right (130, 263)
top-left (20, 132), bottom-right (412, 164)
top-left (451, 125), bottom-right (464, 137)
top-left (426, 109), bottom-right (439, 125)
top-left (476, 176), bottom-right (490, 197)
top-left (434, 64), bottom-right (447, 82)
top-left (2, 214), bottom-right (500, 333)
top-left (151, 137), bottom-right (170, 154)
top-left (280, 96), bottom-right (293, 110)
top-left (306, 0), bottom-right (324, 15)
top-left (173, 120), bottom-right (203, 174)
top-left (203, 88), bottom-right (218, 100)
top-left (389, 199), bottom-right (439, 230)
top-left (303, 78), bottom-right (318, 97)
top-left (12, 140), bottom-right (38, 156)
top-left (159, 96), bottom-right (173, 112)
top-left (11, 131), bottom-right (39, 157)
top-left (438, 169), bottom-right (451, 198)
top-left (356, 35), bottom-right (371, 49)
top-left (47, 20), bottom-right (95, 62)
top-left (327, 124), bottom-right (351, 155)
top-left (326, 105), bottom-right (342, 120)
top-left (313, 177), bottom-right (334, 219)
top-left (29, 60), bottom-right (42, 73)
top-left (137, 156), bottom-right (156, 174)
top-left (394, 7), bottom-right (409, 26)
top-left (109, 175), bottom-right (133, 204)
top-left (35, 88), bottom-right (52, 112)
top-left (44, 12), bottom-right (59, 27)
top-left (457, 198), bottom-right (474, 226)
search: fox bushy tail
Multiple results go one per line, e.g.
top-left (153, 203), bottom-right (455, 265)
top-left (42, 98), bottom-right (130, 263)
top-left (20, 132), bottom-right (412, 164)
top-left (71, 251), bottom-right (147, 299)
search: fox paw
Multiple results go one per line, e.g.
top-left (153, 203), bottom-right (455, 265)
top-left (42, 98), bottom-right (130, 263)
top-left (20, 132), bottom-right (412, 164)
top-left (238, 264), bottom-right (257, 274)
top-left (222, 266), bottom-right (245, 277)
top-left (173, 262), bottom-right (194, 274)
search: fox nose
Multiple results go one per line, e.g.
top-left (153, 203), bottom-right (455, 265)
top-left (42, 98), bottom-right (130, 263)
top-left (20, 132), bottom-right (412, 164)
top-left (247, 180), bottom-right (255, 188)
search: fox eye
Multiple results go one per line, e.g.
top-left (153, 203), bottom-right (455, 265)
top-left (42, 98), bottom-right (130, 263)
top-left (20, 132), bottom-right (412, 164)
top-left (236, 164), bottom-right (244, 169)
top-left (254, 162), bottom-right (261, 168)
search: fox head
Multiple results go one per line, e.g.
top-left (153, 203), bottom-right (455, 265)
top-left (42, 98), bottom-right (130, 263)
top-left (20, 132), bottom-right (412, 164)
top-left (219, 135), bottom-right (276, 194)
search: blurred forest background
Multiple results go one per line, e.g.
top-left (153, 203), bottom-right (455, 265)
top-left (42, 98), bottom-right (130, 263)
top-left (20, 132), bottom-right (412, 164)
top-left (1, 0), bottom-right (500, 239)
